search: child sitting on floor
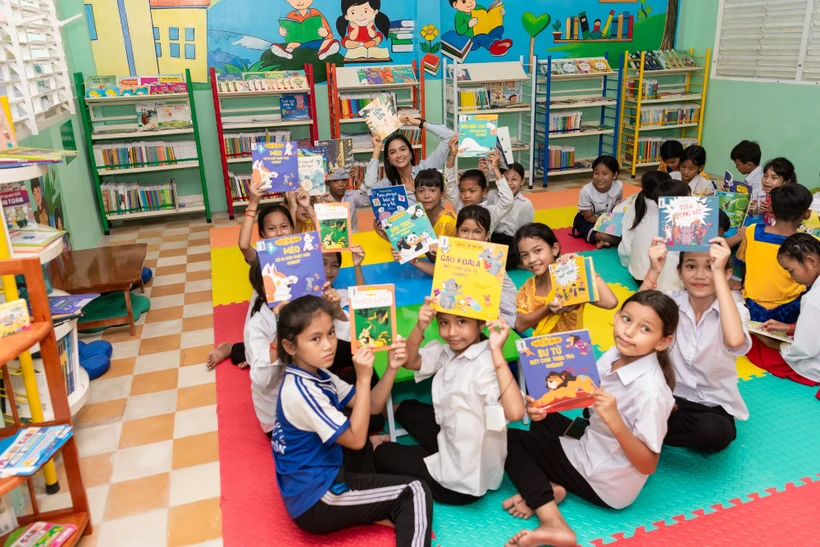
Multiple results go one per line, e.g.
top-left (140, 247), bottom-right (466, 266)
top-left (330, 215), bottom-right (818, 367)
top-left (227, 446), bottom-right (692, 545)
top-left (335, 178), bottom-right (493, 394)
top-left (753, 234), bottom-right (820, 388)
top-left (485, 161), bottom-right (535, 270)
top-left (658, 139), bottom-right (683, 174)
top-left (372, 299), bottom-right (524, 505)
top-left (671, 146), bottom-right (714, 196)
top-left (640, 237), bottom-right (751, 453)
top-left (515, 222), bottom-right (618, 336)
top-left (272, 296), bottom-right (433, 544)
top-left (325, 175), bottom-right (370, 233)
top-left (742, 157), bottom-right (797, 229)
top-left (502, 291), bottom-right (677, 547)
top-left (730, 140), bottom-right (764, 205)
top-left (572, 155), bottom-right (624, 248)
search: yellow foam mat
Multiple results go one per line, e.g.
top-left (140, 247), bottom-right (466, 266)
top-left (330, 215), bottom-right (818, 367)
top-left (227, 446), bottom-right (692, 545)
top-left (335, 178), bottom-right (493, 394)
top-left (736, 355), bottom-right (768, 381)
top-left (584, 282), bottom-right (636, 350)
top-left (212, 246), bottom-right (253, 306)
top-left (534, 206), bottom-right (578, 230)
top-left (341, 231), bottom-right (394, 267)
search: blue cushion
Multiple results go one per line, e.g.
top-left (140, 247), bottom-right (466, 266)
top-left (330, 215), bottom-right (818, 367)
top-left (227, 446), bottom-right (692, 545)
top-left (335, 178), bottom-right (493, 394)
top-left (80, 353), bottom-right (111, 380)
top-left (79, 340), bottom-right (113, 360)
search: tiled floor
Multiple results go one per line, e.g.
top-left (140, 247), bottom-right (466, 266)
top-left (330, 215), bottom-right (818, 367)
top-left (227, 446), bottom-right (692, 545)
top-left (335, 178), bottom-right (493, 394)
top-left (66, 213), bottom-right (234, 547)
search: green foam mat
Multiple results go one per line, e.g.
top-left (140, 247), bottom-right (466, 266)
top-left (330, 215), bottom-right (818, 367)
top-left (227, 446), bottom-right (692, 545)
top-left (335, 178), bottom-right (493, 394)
top-left (581, 248), bottom-right (640, 291)
top-left (427, 374), bottom-right (820, 546)
top-left (78, 292), bottom-right (151, 333)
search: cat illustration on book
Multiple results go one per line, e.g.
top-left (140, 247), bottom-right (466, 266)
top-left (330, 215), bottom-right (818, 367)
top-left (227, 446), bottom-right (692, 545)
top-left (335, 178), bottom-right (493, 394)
top-left (302, 232), bottom-right (316, 252)
top-left (271, 0), bottom-right (341, 61)
top-left (479, 246), bottom-right (504, 276)
top-left (536, 370), bottom-right (597, 408)
top-left (336, 0), bottom-right (391, 61)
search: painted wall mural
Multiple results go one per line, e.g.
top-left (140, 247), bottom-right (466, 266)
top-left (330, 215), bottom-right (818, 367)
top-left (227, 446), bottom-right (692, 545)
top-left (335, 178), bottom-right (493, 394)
top-left (83, 0), bottom-right (676, 83)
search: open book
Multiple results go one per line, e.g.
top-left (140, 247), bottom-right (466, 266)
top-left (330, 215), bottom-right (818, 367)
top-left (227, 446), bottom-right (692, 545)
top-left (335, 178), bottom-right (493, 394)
top-left (747, 321), bottom-right (793, 344)
top-left (472, 0), bottom-right (504, 35)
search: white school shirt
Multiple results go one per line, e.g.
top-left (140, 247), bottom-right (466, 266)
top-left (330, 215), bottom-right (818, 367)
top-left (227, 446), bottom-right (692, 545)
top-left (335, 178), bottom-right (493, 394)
top-left (745, 165), bottom-right (764, 201)
top-left (618, 199), bottom-right (683, 291)
top-left (560, 347), bottom-right (674, 509)
top-left (667, 290), bottom-right (751, 419)
top-left (415, 339), bottom-right (505, 497)
top-left (444, 165), bottom-right (515, 234)
top-left (780, 276), bottom-right (820, 383)
top-left (500, 273), bottom-right (518, 328)
top-left (244, 297), bottom-right (281, 433)
top-left (578, 180), bottom-right (624, 215)
top-left (485, 189), bottom-right (535, 237)
top-left (363, 123), bottom-right (456, 207)
top-left (670, 171), bottom-right (714, 196)
top-left (333, 189), bottom-right (370, 233)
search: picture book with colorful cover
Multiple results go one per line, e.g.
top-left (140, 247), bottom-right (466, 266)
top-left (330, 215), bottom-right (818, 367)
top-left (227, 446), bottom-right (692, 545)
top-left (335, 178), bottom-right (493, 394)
top-left (592, 212), bottom-right (624, 238)
top-left (385, 203), bottom-right (437, 264)
top-left (431, 236), bottom-right (507, 322)
top-left (612, 194), bottom-right (636, 215)
top-left (84, 76), bottom-right (117, 98)
top-left (136, 101), bottom-right (159, 131)
top-left (349, 284), bottom-right (398, 353)
top-left (0, 96), bottom-right (16, 149)
top-left (48, 294), bottom-right (100, 317)
top-left (255, 232), bottom-right (326, 307)
top-left (391, 67), bottom-right (416, 83)
top-left (747, 321), bottom-right (794, 344)
top-left (658, 196), bottom-right (719, 252)
top-left (251, 142), bottom-right (299, 193)
top-left (798, 201), bottom-right (820, 237)
top-left (6, 521), bottom-right (78, 547)
top-left (486, 81), bottom-right (523, 107)
top-left (548, 256), bottom-right (598, 307)
top-left (716, 191), bottom-right (751, 230)
top-left (516, 330), bottom-right (600, 412)
top-left (315, 138), bottom-right (353, 180)
top-left (370, 186), bottom-right (409, 229)
top-left (495, 126), bottom-right (513, 167)
top-left (315, 202), bottom-right (351, 251)
top-left (156, 101), bottom-right (191, 129)
top-left (359, 93), bottom-right (402, 140)
top-left (0, 182), bottom-right (35, 231)
top-left (297, 149), bottom-right (327, 196)
top-left (280, 93), bottom-right (310, 120)
top-left (0, 299), bottom-right (30, 339)
top-left (458, 114), bottom-right (498, 157)
top-left (0, 425), bottom-right (73, 477)
top-left (719, 170), bottom-right (751, 194)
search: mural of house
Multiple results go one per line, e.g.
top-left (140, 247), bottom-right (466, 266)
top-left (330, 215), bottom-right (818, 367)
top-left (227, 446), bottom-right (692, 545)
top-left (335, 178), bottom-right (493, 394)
top-left (83, 0), bottom-right (211, 81)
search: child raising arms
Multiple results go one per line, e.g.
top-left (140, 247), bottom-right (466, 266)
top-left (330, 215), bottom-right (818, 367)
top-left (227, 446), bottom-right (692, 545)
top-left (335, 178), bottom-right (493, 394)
top-left (373, 301), bottom-right (524, 504)
top-left (515, 223), bottom-right (618, 336)
top-left (272, 296), bottom-right (433, 544)
top-left (503, 291), bottom-right (678, 547)
top-left (486, 161), bottom-right (535, 270)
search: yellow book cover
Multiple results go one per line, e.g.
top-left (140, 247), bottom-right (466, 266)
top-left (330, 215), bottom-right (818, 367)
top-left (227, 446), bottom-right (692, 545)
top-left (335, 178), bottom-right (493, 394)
top-left (0, 96), bottom-right (16, 149)
top-left (315, 202), bottom-right (352, 251)
top-left (548, 256), bottom-right (597, 307)
top-left (0, 299), bottom-right (31, 338)
top-left (349, 284), bottom-right (397, 353)
top-left (472, 3), bottom-right (504, 36)
top-left (431, 236), bottom-right (508, 322)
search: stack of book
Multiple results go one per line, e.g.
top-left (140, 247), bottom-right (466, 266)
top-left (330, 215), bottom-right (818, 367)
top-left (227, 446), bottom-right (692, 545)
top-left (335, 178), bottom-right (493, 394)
top-left (624, 135), bottom-right (663, 163)
top-left (342, 133), bottom-right (376, 152)
top-left (545, 57), bottom-right (613, 76)
top-left (8, 225), bottom-right (65, 255)
top-left (627, 78), bottom-right (659, 99)
top-left (222, 130), bottom-right (291, 158)
top-left (215, 71), bottom-right (309, 93)
top-left (48, 294), bottom-right (99, 325)
top-left (93, 140), bottom-right (196, 169)
top-left (639, 104), bottom-right (700, 126)
top-left (0, 426), bottom-right (73, 478)
top-left (85, 75), bottom-right (187, 98)
top-left (227, 171), bottom-right (283, 201)
top-left (0, 148), bottom-right (75, 169)
top-left (549, 111), bottom-right (583, 133)
top-left (100, 180), bottom-right (177, 214)
top-left (389, 21), bottom-right (414, 53)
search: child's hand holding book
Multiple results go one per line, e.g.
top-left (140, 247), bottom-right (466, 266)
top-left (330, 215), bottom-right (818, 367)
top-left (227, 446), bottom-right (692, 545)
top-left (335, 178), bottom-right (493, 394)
top-left (416, 297), bottom-right (438, 331)
top-left (708, 237), bottom-right (731, 272)
top-left (387, 336), bottom-right (407, 370)
top-left (352, 346), bottom-right (375, 381)
top-left (524, 395), bottom-right (548, 422)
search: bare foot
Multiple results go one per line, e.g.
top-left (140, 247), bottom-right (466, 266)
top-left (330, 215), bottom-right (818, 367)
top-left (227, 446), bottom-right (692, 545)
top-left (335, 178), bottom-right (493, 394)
top-left (505, 523), bottom-right (576, 547)
top-left (596, 241), bottom-right (611, 249)
top-left (502, 494), bottom-right (534, 519)
top-left (369, 434), bottom-right (390, 449)
top-left (552, 483), bottom-right (567, 504)
top-left (207, 343), bottom-right (233, 370)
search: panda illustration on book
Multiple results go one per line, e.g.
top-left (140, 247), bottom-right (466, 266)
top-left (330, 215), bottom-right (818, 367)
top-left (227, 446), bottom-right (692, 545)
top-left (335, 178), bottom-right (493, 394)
top-left (396, 232), bottom-right (426, 261)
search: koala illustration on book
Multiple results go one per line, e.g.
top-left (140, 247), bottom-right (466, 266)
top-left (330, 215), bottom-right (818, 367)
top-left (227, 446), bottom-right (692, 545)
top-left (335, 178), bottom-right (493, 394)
top-left (479, 247), bottom-right (505, 276)
top-left (438, 278), bottom-right (463, 310)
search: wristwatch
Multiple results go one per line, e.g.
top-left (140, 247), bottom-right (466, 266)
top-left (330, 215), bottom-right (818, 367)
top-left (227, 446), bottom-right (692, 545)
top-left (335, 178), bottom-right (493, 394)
top-left (419, 118), bottom-right (426, 129)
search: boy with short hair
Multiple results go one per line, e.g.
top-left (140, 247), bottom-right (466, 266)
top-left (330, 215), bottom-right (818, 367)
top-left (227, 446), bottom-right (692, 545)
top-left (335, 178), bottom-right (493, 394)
top-left (659, 140), bottom-right (683, 174)
top-left (730, 140), bottom-right (763, 195)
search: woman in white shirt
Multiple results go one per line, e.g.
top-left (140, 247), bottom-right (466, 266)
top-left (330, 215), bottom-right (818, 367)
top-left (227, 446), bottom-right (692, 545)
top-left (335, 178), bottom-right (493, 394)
top-left (373, 298), bottom-right (524, 504)
top-left (503, 291), bottom-right (677, 547)
top-left (639, 237), bottom-right (752, 453)
top-left (757, 234), bottom-right (820, 387)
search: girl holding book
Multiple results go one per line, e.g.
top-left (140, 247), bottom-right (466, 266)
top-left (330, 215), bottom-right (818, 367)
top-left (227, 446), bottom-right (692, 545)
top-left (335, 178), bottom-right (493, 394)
top-left (503, 291), bottom-right (678, 547)
top-left (573, 156), bottom-right (623, 249)
top-left (372, 299), bottom-right (524, 505)
top-left (272, 296), bottom-right (433, 545)
top-left (639, 237), bottom-right (751, 453)
top-left (515, 223), bottom-right (618, 336)
top-left (365, 114), bottom-right (455, 208)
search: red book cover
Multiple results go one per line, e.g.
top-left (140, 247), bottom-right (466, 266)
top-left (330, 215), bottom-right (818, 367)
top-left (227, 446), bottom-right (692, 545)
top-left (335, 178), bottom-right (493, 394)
top-left (628, 15), bottom-right (634, 39)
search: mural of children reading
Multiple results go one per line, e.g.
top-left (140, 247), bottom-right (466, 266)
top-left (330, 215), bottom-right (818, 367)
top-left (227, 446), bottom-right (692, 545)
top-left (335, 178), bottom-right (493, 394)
top-left (271, 0), bottom-right (340, 61)
top-left (447, 0), bottom-right (512, 58)
top-left (336, 0), bottom-right (391, 61)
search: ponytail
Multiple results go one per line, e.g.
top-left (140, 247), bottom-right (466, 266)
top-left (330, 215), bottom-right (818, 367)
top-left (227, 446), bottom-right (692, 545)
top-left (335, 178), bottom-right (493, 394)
top-left (631, 171), bottom-right (671, 230)
top-left (249, 259), bottom-right (269, 317)
top-left (656, 349), bottom-right (677, 391)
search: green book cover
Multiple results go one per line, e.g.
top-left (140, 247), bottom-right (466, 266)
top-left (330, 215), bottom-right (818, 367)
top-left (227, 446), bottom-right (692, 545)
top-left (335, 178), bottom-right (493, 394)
top-left (279, 17), bottom-right (324, 45)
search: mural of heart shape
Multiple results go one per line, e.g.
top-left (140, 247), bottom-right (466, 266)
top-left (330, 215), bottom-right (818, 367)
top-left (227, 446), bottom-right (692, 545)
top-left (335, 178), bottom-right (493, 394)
top-left (521, 12), bottom-right (551, 37)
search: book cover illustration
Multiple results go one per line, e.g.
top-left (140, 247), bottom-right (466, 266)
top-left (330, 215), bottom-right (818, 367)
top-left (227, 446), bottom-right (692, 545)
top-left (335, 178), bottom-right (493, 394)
top-left (431, 236), bottom-right (508, 322)
top-left (84, 76), bottom-right (117, 98)
top-left (747, 321), bottom-right (794, 344)
top-left (349, 284), bottom-right (398, 353)
top-left (156, 101), bottom-right (191, 129)
top-left (515, 330), bottom-right (600, 412)
top-left (255, 233), bottom-right (326, 307)
top-left (315, 138), bottom-right (353, 180)
top-left (472, 0), bottom-right (504, 35)
top-left (0, 299), bottom-right (30, 339)
top-left (658, 196), bottom-right (719, 252)
top-left (136, 101), bottom-right (159, 131)
top-left (548, 256), bottom-right (598, 307)
top-left (592, 212), bottom-right (624, 238)
top-left (559, 60), bottom-right (579, 75)
top-left (315, 202), bottom-right (351, 251)
top-left (719, 170), bottom-right (751, 194)
top-left (716, 191), bottom-right (750, 230)
top-left (798, 201), bottom-right (820, 237)
top-left (7, 521), bottom-right (78, 547)
top-left (612, 194), bottom-right (636, 214)
top-left (280, 93), bottom-right (310, 120)
top-left (458, 114), bottom-right (498, 157)
top-left (370, 186), bottom-right (408, 229)
top-left (385, 203), bottom-right (437, 264)
top-left (0, 426), bottom-right (73, 477)
top-left (359, 94), bottom-right (402, 140)
top-left (251, 142), bottom-right (299, 193)
top-left (297, 149), bottom-right (327, 196)
top-left (48, 294), bottom-right (100, 317)
top-left (495, 126), bottom-right (513, 167)
top-left (0, 182), bottom-right (36, 230)
top-left (391, 67), bottom-right (416, 83)
top-left (589, 57), bottom-right (612, 73)
top-left (550, 60), bottom-right (564, 75)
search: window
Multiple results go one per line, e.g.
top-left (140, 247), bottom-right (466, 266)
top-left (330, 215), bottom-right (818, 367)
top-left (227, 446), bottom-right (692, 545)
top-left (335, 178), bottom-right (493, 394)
top-left (184, 44), bottom-right (195, 59)
top-left (0, 0), bottom-right (75, 137)
top-left (153, 27), bottom-right (160, 40)
top-left (714, 0), bottom-right (819, 84)
top-left (155, 42), bottom-right (162, 58)
top-left (169, 27), bottom-right (179, 41)
top-left (85, 5), bottom-right (97, 41)
top-left (185, 28), bottom-right (195, 41)
top-left (170, 43), bottom-right (180, 58)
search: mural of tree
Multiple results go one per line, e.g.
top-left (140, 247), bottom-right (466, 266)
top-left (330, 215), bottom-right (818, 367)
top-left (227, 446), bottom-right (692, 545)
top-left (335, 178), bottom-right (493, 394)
top-left (521, 12), bottom-right (551, 63)
top-left (661, 0), bottom-right (678, 50)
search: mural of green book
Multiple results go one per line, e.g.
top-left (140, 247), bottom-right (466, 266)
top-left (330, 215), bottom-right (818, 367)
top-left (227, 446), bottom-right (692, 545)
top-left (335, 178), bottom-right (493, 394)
top-left (278, 17), bottom-right (324, 45)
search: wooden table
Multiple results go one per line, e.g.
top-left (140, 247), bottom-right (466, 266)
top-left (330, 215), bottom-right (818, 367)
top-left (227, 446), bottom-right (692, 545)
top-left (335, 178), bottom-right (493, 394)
top-left (49, 244), bottom-right (148, 335)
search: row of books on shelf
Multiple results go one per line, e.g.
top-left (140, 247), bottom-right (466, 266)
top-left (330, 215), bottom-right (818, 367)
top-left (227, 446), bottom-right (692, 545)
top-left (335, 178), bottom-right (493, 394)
top-left (101, 180), bottom-right (178, 214)
top-left (85, 74), bottom-right (187, 98)
top-left (623, 136), bottom-right (698, 163)
top-left (544, 57), bottom-right (613, 77)
top-left (561, 10), bottom-right (633, 41)
top-left (215, 70), bottom-right (309, 93)
top-left (356, 66), bottom-right (416, 85)
top-left (545, 145), bottom-right (576, 171)
top-left (638, 104), bottom-right (700, 126)
top-left (548, 111), bottom-right (583, 133)
top-left (228, 171), bottom-right (282, 201)
top-left (628, 50), bottom-right (699, 71)
top-left (93, 140), bottom-right (196, 169)
top-left (447, 81), bottom-right (524, 110)
top-left (223, 130), bottom-right (292, 157)
top-left (627, 78), bottom-right (659, 99)
top-left (338, 93), bottom-right (395, 120)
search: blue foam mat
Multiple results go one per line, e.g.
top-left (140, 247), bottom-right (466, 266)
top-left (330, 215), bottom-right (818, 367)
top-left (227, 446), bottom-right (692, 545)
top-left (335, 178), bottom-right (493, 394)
top-left (335, 262), bottom-right (432, 308)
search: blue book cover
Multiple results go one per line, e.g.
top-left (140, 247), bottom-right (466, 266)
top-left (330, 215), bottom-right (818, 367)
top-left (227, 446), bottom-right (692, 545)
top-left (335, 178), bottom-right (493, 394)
top-left (297, 148), bottom-right (327, 196)
top-left (515, 330), bottom-right (600, 412)
top-left (592, 212), bottom-right (624, 238)
top-left (370, 186), bottom-right (409, 229)
top-left (385, 203), bottom-right (438, 264)
top-left (255, 233), bottom-right (326, 307)
top-left (280, 93), bottom-right (310, 120)
top-left (658, 196), bottom-right (719, 252)
top-left (458, 114), bottom-right (498, 158)
top-left (251, 142), bottom-right (299, 193)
